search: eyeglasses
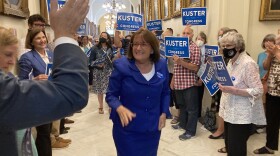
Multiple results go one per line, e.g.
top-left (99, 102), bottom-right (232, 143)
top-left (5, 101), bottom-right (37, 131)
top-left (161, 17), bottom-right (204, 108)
top-left (33, 23), bottom-right (46, 28)
top-left (131, 43), bottom-right (150, 48)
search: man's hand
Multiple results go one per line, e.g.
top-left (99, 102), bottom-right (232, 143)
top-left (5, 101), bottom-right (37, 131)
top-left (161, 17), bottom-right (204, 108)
top-left (172, 55), bottom-right (181, 65)
top-left (116, 105), bottom-right (136, 127)
top-left (50, 0), bottom-right (89, 39)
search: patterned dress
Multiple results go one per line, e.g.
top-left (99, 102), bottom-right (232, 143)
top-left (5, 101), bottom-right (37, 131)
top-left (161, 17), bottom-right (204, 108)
top-left (90, 46), bottom-right (114, 94)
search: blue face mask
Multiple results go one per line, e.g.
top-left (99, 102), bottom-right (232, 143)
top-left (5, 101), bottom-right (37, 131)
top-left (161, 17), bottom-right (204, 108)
top-left (223, 47), bottom-right (237, 59)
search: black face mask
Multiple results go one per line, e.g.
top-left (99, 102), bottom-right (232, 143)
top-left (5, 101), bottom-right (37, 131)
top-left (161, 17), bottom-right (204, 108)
top-left (99, 37), bottom-right (107, 43)
top-left (223, 47), bottom-right (237, 59)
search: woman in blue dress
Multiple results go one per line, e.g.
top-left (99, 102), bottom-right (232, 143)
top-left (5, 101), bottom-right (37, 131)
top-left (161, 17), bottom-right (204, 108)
top-left (106, 28), bottom-right (170, 156)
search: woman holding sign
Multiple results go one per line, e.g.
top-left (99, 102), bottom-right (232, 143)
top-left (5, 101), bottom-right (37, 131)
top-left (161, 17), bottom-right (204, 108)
top-left (106, 28), bottom-right (170, 156)
top-left (18, 28), bottom-right (58, 156)
top-left (217, 31), bottom-right (266, 156)
top-left (89, 32), bottom-right (115, 114)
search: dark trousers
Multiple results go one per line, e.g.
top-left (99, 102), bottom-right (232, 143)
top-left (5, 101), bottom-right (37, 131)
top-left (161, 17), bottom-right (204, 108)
top-left (224, 122), bottom-right (252, 156)
top-left (265, 93), bottom-right (280, 150)
top-left (175, 87), bottom-right (199, 135)
top-left (89, 67), bottom-right (93, 85)
top-left (169, 73), bottom-right (179, 109)
top-left (197, 85), bottom-right (204, 118)
top-left (35, 123), bottom-right (52, 156)
top-left (60, 118), bottom-right (66, 133)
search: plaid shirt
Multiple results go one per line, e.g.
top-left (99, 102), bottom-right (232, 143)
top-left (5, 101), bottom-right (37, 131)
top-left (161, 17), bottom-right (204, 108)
top-left (173, 41), bottom-right (201, 90)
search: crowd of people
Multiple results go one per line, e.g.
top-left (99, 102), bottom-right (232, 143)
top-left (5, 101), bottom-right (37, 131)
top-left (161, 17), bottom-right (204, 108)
top-left (0, 0), bottom-right (279, 156)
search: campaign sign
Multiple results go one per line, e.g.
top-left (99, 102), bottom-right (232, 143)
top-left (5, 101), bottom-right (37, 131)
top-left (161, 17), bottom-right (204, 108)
top-left (45, 63), bottom-right (53, 80)
top-left (205, 45), bottom-right (219, 56)
top-left (200, 63), bottom-right (219, 96)
top-left (182, 7), bottom-right (207, 25)
top-left (47, 0), bottom-right (66, 12)
top-left (117, 12), bottom-right (143, 31)
top-left (77, 23), bottom-right (87, 36)
top-left (165, 37), bottom-right (189, 58)
top-left (200, 55), bottom-right (233, 96)
top-left (146, 20), bottom-right (162, 31)
top-left (159, 39), bottom-right (166, 59)
top-left (120, 48), bottom-right (125, 55)
top-left (210, 55), bottom-right (233, 86)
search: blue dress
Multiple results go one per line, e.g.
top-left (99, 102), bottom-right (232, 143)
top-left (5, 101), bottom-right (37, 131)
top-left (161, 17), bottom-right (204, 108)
top-left (106, 57), bottom-right (170, 156)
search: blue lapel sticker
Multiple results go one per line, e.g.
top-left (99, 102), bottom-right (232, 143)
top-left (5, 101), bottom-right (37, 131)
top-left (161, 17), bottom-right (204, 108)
top-left (157, 72), bottom-right (163, 79)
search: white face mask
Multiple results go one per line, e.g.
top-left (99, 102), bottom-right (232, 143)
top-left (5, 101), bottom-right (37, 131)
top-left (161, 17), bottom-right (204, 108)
top-left (196, 40), bottom-right (204, 47)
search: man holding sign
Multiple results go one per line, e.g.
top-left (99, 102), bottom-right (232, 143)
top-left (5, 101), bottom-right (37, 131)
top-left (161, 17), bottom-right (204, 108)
top-left (170, 26), bottom-right (201, 140)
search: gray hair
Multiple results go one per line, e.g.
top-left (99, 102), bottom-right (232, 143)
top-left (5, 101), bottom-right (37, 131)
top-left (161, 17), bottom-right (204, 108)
top-left (219, 31), bottom-right (245, 52)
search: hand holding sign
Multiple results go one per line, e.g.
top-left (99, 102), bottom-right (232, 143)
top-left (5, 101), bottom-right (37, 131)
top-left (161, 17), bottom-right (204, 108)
top-left (33, 74), bottom-right (48, 81)
top-left (218, 84), bottom-right (237, 94)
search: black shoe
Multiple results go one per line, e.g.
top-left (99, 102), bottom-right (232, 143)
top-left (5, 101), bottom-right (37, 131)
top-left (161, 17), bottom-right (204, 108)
top-left (64, 127), bottom-right (70, 131)
top-left (209, 133), bottom-right (223, 139)
top-left (60, 129), bottom-right (68, 134)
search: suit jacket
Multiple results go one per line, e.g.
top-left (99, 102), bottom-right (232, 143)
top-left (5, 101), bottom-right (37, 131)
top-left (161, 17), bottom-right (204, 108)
top-left (106, 57), bottom-right (170, 133)
top-left (18, 49), bottom-right (53, 79)
top-left (0, 43), bottom-right (89, 155)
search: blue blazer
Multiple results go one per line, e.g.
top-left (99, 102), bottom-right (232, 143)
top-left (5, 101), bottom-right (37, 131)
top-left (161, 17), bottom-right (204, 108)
top-left (0, 44), bottom-right (88, 155)
top-left (106, 57), bottom-right (170, 133)
top-left (18, 50), bottom-right (53, 80)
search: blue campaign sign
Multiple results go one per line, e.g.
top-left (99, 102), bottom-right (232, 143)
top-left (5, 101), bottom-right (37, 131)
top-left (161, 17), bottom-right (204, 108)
top-left (159, 39), bottom-right (166, 59)
top-left (117, 12), bottom-right (143, 31)
top-left (200, 55), bottom-right (233, 96)
top-left (47, 0), bottom-right (66, 12)
top-left (77, 23), bottom-right (87, 36)
top-left (45, 63), bottom-right (53, 80)
top-left (165, 37), bottom-right (189, 58)
top-left (211, 55), bottom-right (233, 86)
top-left (200, 63), bottom-right (219, 96)
top-left (205, 45), bottom-right (219, 56)
top-left (182, 7), bottom-right (207, 25)
top-left (120, 48), bottom-right (125, 55)
top-left (146, 20), bottom-right (162, 31)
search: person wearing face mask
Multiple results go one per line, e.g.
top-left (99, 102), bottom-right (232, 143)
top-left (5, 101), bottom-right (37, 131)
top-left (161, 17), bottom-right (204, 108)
top-left (89, 32), bottom-right (118, 114)
top-left (195, 31), bottom-right (207, 118)
top-left (217, 31), bottom-right (266, 155)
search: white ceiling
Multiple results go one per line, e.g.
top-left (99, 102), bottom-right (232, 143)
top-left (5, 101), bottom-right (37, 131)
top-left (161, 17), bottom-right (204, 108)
top-left (87, 0), bottom-right (141, 24)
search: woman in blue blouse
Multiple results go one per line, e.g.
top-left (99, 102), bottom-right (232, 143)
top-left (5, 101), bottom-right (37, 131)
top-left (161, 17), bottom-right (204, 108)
top-left (106, 28), bottom-right (170, 156)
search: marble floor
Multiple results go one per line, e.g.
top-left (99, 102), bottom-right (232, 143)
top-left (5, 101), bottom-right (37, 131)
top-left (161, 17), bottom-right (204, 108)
top-left (53, 92), bottom-right (279, 156)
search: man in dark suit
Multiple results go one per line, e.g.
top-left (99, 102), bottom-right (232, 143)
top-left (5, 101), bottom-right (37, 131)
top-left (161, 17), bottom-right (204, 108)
top-left (0, 0), bottom-right (89, 155)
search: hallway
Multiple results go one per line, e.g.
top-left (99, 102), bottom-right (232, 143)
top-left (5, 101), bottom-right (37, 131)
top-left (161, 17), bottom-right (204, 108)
top-left (53, 92), bottom-right (278, 156)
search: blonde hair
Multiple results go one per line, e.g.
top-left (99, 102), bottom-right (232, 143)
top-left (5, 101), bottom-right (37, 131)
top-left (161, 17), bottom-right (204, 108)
top-left (0, 26), bottom-right (18, 47)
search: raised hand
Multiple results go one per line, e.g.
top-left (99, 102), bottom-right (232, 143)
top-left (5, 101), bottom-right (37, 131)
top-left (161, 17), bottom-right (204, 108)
top-left (50, 0), bottom-right (89, 39)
